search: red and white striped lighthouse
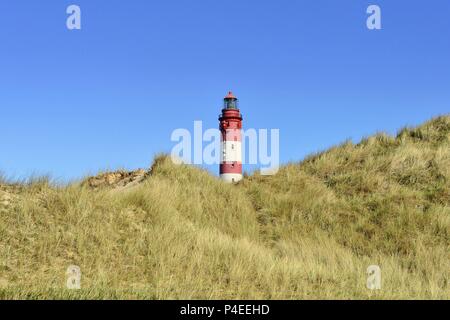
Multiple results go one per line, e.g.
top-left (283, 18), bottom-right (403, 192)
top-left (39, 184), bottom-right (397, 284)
top-left (219, 91), bottom-right (243, 183)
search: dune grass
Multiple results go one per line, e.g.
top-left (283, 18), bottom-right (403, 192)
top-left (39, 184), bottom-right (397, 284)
top-left (0, 116), bottom-right (449, 299)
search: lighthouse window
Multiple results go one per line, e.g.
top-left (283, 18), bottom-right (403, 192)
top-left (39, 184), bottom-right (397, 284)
top-left (225, 100), bottom-right (237, 109)
top-left (231, 144), bottom-right (234, 150)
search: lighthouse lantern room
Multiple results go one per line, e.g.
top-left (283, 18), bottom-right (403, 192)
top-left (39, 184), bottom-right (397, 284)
top-left (219, 91), bottom-right (243, 183)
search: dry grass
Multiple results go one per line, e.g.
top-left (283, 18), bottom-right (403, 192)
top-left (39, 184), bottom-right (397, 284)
top-left (0, 116), bottom-right (449, 299)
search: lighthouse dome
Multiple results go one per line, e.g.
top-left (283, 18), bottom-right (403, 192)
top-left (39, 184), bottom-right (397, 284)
top-left (223, 91), bottom-right (239, 109)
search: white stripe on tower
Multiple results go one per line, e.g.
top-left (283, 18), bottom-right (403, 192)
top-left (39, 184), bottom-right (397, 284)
top-left (221, 141), bottom-right (242, 163)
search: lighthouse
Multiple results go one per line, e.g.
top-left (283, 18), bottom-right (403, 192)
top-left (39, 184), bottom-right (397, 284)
top-left (219, 91), bottom-right (243, 183)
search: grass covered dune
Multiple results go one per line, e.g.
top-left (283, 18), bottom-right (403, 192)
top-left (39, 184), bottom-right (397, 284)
top-left (0, 116), bottom-right (449, 299)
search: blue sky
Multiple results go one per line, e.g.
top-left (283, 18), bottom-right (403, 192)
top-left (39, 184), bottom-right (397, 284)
top-left (1, 0), bottom-right (449, 181)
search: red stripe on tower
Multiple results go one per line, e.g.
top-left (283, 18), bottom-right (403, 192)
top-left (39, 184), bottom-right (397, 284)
top-left (219, 91), bottom-right (243, 183)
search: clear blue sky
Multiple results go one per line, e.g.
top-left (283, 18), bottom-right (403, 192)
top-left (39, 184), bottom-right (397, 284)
top-left (1, 0), bottom-right (449, 181)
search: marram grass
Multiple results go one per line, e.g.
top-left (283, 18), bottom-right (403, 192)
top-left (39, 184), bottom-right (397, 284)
top-left (0, 116), bottom-right (449, 299)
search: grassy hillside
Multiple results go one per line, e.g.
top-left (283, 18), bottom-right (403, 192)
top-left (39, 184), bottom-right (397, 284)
top-left (0, 116), bottom-right (449, 299)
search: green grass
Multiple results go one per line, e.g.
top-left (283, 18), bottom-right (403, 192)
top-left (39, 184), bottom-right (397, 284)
top-left (0, 116), bottom-right (449, 299)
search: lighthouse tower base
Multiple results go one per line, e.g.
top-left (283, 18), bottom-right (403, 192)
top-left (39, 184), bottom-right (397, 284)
top-left (220, 173), bottom-right (243, 184)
